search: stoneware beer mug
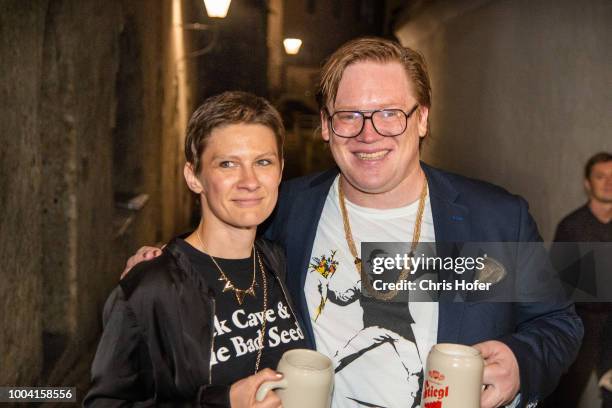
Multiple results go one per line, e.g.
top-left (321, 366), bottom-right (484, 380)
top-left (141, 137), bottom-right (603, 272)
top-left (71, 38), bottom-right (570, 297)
top-left (256, 349), bottom-right (334, 408)
top-left (422, 343), bottom-right (484, 408)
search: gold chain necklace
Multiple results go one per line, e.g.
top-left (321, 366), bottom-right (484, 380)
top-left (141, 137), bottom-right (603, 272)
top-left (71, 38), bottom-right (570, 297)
top-left (196, 228), bottom-right (257, 305)
top-left (254, 251), bottom-right (268, 373)
top-left (338, 176), bottom-right (428, 301)
top-left (195, 228), bottom-right (268, 373)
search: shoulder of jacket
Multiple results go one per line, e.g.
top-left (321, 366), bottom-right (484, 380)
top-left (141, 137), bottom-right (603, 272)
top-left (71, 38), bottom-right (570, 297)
top-left (119, 250), bottom-right (183, 300)
top-left (255, 237), bottom-right (287, 277)
top-left (256, 237), bottom-right (286, 261)
top-left (437, 168), bottom-right (524, 213)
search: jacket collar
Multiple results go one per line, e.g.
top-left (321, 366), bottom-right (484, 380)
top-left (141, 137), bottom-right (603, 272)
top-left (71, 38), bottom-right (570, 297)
top-left (421, 163), bottom-right (471, 343)
top-left (283, 168), bottom-right (339, 348)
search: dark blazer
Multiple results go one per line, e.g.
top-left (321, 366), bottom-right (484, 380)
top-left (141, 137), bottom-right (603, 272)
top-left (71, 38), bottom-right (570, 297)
top-left (263, 163), bottom-right (583, 407)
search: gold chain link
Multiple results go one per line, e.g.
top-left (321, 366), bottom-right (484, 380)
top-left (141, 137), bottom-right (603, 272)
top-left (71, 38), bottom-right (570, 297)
top-left (254, 250), bottom-right (268, 373)
top-left (338, 176), bottom-right (428, 301)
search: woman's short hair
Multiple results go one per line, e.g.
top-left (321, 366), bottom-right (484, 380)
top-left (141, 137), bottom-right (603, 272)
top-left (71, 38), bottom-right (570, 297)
top-left (185, 91), bottom-right (285, 173)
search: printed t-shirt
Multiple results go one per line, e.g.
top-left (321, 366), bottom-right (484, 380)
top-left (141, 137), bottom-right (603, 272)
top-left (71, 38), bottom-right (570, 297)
top-left (177, 239), bottom-right (306, 386)
top-left (304, 176), bottom-right (438, 408)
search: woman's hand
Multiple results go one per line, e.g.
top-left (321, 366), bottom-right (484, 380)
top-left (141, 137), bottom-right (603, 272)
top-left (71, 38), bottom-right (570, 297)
top-left (229, 368), bottom-right (283, 408)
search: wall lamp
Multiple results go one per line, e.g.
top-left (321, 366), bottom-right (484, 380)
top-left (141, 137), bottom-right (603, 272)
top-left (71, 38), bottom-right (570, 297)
top-left (175, 0), bottom-right (232, 59)
top-left (203, 0), bottom-right (232, 18)
top-left (283, 38), bottom-right (303, 55)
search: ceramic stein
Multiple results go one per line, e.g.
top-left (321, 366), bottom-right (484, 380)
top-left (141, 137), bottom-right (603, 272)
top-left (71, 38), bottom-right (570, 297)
top-left (256, 349), bottom-right (334, 408)
top-left (421, 343), bottom-right (484, 408)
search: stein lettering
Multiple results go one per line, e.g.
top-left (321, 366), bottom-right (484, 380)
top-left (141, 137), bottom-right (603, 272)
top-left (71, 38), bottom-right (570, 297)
top-left (424, 381), bottom-right (449, 400)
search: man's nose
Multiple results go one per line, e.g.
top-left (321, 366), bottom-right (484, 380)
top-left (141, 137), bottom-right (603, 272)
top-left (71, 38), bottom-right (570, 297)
top-left (355, 117), bottom-right (384, 143)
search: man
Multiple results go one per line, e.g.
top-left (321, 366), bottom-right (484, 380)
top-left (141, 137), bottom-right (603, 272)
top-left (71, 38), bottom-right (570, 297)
top-left (555, 152), bottom-right (612, 241)
top-left (545, 152), bottom-right (611, 407)
top-left (125, 38), bottom-right (582, 407)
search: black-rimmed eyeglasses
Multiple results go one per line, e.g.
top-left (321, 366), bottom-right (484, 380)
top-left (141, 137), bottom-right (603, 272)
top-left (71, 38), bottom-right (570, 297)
top-left (326, 104), bottom-right (419, 138)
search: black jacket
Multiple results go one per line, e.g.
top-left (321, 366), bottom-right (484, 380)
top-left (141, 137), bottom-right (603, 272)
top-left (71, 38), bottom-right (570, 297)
top-left (84, 237), bottom-right (296, 407)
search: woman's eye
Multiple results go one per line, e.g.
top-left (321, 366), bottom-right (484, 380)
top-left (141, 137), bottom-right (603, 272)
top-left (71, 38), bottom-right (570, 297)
top-left (257, 159), bottom-right (272, 166)
top-left (219, 161), bottom-right (235, 168)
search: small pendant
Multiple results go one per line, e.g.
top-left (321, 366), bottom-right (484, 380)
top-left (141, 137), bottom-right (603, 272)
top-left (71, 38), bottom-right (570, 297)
top-left (235, 290), bottom-right (246, 305)
top-left (222, 280), bottom-right (234, 292)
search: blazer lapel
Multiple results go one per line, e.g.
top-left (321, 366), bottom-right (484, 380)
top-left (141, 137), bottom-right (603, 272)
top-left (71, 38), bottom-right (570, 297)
top-left (285, 168), bottom-right (339, 347)
top-left (422, 163), bottom-right (471, 343)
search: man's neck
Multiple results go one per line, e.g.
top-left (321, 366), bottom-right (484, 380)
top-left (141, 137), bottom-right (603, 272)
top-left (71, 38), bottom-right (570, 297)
top-left (588, 199), bottom-right (612, 224)
top-left (341, 166), bottom-right (426, 209)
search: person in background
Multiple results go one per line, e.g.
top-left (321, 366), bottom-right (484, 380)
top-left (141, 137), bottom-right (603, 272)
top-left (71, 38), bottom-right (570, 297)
top-left (85, 91), bottom-right (306, 407)
top-left (555, 152), bottom-right (612, 241)
top-left (545, 152), bottom-right (611, 408)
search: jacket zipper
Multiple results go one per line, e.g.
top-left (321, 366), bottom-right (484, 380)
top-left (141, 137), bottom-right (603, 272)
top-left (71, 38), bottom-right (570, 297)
top-left (209, 297), bottom-right (216, 385)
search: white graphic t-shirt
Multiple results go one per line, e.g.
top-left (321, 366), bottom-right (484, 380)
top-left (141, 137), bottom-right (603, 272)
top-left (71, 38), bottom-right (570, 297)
top-left (304, 176), bottom-right (438, 408)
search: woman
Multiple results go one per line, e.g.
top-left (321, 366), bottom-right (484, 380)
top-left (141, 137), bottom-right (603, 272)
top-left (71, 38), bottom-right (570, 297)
top-left (84, 91), bottom-right (307, 407)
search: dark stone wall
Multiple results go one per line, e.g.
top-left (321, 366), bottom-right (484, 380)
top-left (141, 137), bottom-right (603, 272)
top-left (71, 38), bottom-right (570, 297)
top-left (0, 0), bottom-right (198, 389)
top-left (0, 0), bottom-right (47, 386)
top-left (39, 0), bottom-right (122, 362)
top-left (1, 0), bottom-right (271, 391)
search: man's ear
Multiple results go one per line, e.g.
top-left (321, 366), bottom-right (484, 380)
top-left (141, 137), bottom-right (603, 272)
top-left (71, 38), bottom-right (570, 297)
top-left (321, 110), bottom-right (331, 142)
top-left (417, 106), bottom-right (429, 138)
top-left (584, 178), bottom-right (592, 196)
top-left (184, 162), bottom-right (204, 194)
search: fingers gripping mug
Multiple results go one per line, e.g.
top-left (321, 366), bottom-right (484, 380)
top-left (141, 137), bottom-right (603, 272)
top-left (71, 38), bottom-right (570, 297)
top-left (256, 349), bottom-right (334, 408)
top-left (421, 343), bottom-right (484, 408)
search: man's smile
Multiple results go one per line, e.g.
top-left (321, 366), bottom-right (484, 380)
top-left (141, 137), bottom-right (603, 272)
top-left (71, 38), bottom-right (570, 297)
top-left (354, 149), bottom-right (391, 161)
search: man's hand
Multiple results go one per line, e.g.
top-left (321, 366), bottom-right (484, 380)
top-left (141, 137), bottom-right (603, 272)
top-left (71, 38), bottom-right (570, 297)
top-left (120, 246), bottom-right (163, 279)
top-left (230, 368), bottom-right (283, 408)
top-left (473, 340), bottom-right (520, 408)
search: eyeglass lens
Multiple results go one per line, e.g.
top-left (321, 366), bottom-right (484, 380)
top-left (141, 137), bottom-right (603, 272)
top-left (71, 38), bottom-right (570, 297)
top-left (332, 110), bottom-right (407, 137)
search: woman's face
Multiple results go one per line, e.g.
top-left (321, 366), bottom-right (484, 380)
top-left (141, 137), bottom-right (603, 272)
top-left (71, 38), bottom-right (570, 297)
top-left (186, 123), bottom-right (283, 231)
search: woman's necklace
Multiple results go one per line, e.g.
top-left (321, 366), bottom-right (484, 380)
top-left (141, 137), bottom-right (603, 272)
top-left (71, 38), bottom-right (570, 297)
top-left (338, 176), bottom-right (428, 301)
top-left (195, 228), bottom-right (268, 373)
top-left (254, 251), bottom-right (268, 373)
top-left (196, 228), bottom-right (256, 305)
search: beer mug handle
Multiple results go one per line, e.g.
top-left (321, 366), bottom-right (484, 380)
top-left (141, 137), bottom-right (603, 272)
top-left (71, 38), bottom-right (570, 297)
top-left (255, 378), bottom-right (289, 402)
